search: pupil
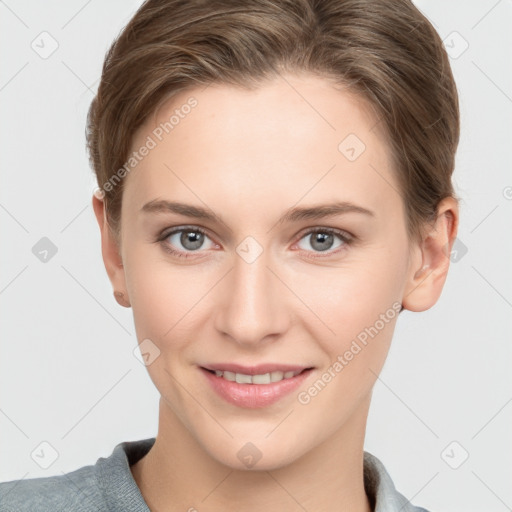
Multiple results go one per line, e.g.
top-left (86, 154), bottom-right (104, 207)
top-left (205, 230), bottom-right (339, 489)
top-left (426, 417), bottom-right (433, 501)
top-left (312, 233), bottom-right (333, 252)
top-left (181, 230), bottom-right (203, 250)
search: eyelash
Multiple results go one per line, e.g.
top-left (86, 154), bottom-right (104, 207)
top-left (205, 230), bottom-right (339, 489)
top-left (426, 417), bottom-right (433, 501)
top-left (156, 225), bottom-right (354, 260)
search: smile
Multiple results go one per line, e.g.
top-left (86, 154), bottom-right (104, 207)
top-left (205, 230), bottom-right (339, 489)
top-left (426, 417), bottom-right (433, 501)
top-left (208, 369), bottom-right (304, 384)
top-left (200, 365), bottom-right (314, 408)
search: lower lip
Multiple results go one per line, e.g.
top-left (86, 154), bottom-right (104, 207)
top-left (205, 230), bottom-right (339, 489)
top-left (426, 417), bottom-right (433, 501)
top-left (200, 367), bottom-right (313, 409)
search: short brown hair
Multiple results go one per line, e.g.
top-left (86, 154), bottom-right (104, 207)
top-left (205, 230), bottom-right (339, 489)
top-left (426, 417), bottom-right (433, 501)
top-left (86, 0), bottom-right (459, 243)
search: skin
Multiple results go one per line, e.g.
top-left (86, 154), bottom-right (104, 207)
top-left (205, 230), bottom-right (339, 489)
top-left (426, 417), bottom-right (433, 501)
top-left (93, 72), bottom-right (458, 512)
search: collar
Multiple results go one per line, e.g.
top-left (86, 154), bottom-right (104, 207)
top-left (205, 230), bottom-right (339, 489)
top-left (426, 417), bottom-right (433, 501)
top-left (98, 438), bottom-right (428, 512)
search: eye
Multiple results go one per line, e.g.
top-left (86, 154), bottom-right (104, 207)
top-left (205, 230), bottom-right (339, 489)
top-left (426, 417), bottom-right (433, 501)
top-left (157, 225), bottom-right (353, 260)
top-left (295, 227), bottom-right (352, 257)
top-left (158, 226), bottom-right (217, 258)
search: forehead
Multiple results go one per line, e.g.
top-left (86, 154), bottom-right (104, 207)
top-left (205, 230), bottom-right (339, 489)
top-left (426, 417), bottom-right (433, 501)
top-left (123, 73), bottom-right (400, 222)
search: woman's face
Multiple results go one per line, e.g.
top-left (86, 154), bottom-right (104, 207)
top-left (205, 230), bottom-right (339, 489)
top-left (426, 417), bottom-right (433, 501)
top-left (114, 73), bottom-right (421, 470)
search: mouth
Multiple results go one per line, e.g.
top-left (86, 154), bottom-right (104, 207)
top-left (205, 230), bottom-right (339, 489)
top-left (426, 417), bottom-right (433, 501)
top-left (199, 364), bottom-right (315, 408)
top-left (201, 367), bottom-right (312, 384)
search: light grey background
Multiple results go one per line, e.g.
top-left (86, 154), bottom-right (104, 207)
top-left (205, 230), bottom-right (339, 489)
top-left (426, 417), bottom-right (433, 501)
top-left (1, 1), bottom-right (511, 511)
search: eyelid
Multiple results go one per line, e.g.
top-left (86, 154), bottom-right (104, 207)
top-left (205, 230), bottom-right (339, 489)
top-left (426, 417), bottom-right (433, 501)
top-left (158, 224), bottom-right (212, 241)
top-left (295, 226), bottom-right (353, 243)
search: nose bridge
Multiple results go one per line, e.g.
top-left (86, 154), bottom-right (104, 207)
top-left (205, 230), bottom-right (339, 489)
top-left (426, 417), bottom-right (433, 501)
top-left (215, 240), bottom-right (288, 345)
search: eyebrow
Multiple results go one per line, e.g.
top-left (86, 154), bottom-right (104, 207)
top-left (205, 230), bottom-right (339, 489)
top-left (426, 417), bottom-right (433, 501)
top-left (141, 199), bottom-right (375, 226)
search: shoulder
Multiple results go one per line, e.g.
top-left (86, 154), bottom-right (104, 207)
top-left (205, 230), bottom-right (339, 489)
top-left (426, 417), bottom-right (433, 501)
top-left (0, 464), bottom-right (103, 512)
top-left (363, 451), bottom-right (432, 512)
top-left (0, 438), bottom-right (155, 512)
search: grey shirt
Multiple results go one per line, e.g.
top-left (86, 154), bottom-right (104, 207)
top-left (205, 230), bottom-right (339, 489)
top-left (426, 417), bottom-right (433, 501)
top-left (0, 438), bottom-right (429, 511)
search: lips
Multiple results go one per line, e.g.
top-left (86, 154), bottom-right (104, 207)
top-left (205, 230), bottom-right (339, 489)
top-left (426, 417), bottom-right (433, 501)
top-left (201, 363), bottom-right (311, 384)
top-left (200, 363), bottom-right (314, 408)
top-left (202, 362), bottom-right (310, 374)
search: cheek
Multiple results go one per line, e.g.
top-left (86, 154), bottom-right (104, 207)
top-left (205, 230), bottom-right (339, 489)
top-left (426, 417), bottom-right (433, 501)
top-left (293, 265), bottom-right (403, 421)
top-left (302, 255), bottom-right (405, 327)
top-left (123, 249), bottom-right (206, 404)
top-left (294, 245), bottom-right (407, 365)
top-left (123, 244), bottom-right (206, 345)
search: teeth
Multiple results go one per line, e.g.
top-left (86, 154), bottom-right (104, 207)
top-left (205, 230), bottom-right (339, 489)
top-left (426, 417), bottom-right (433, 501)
top-left (223, 371), bottom-right (236, 382)
top-left (212, 369), bottom-right (302, 384)
top-left (235, 373), bottom-right (252, 384)
top-left (252, 373), bottom-right (271, 384)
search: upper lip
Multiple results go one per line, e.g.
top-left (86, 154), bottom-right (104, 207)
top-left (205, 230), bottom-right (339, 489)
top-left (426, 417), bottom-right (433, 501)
top-left (201, 363), bottom-right (313, 375)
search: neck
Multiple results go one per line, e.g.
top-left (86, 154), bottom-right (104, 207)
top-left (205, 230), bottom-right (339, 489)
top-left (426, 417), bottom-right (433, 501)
top-left (131, 397), bottom-right (373, 512)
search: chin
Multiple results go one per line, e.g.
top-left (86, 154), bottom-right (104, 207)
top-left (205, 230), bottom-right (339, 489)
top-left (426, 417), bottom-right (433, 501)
top-left (201, 434), bottom-right (310, 472)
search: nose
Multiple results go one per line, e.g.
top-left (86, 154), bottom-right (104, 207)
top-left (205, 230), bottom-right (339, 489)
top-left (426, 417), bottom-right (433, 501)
top-left (214, 246), bottom-right (290, 347)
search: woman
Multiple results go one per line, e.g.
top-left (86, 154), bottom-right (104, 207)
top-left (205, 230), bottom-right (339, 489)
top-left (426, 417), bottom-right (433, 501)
top-left (0, 0), bottom-right (459, 510)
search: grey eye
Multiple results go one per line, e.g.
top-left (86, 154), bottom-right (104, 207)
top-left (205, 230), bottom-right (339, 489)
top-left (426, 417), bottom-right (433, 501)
top-left (297, 231), bottom-right (345, 253)
top-left (167, 229), bottom-right (214, 251)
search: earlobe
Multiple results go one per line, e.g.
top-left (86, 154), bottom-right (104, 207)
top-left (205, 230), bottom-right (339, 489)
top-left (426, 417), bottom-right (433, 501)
top-left (113, 290), bottom-right (131, 308)
top-left (92, 192), bottom-right (131, 308)
top-left (402, 197), bottom-right (459, 312)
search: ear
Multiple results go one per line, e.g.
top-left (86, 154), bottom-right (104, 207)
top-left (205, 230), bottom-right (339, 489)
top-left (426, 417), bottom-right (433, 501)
top-left (92, 191), bottom-right (131, 308)
top-left (402, 197), bottom-right (459, 312)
